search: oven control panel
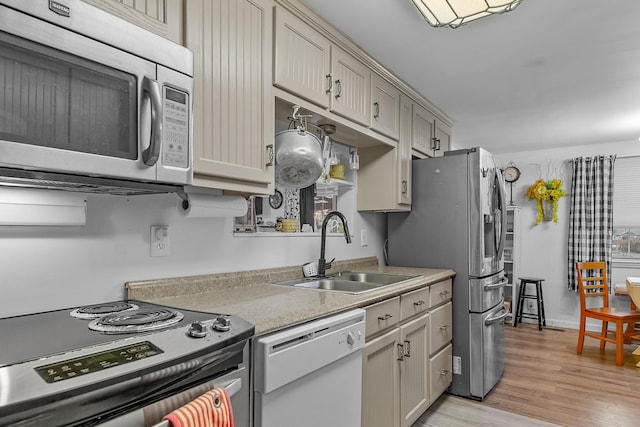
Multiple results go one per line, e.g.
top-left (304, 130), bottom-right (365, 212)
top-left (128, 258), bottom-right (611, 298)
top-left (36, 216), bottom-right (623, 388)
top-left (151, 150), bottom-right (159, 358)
top-left (35, 341), bottom-right (163, 383)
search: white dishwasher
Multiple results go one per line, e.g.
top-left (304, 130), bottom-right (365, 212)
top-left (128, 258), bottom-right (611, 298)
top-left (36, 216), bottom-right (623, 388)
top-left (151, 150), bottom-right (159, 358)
top-left (253, 309), bottom-right (366, 427)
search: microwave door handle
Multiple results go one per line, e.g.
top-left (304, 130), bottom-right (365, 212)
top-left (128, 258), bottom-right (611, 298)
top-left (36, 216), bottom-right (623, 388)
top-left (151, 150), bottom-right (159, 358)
top-left (142, 76), bottom-right (162, 166)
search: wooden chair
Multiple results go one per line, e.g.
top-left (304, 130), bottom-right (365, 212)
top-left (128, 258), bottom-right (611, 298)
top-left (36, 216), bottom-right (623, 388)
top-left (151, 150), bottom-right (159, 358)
top-left (575, 261), bottom-right (640, 366)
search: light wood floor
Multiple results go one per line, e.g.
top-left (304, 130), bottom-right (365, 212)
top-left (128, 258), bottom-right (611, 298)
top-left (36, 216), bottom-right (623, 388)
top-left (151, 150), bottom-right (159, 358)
top-left (414, 323), bottom-right (640, 426)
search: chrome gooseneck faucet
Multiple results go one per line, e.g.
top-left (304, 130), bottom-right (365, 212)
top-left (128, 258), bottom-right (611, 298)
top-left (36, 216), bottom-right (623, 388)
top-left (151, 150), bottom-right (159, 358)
top-left (318, 211), bottom-right (351, 277)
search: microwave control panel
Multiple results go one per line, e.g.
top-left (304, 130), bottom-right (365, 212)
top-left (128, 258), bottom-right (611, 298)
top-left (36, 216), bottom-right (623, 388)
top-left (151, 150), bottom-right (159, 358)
top-left (162, 86), bottom-right (189, 168)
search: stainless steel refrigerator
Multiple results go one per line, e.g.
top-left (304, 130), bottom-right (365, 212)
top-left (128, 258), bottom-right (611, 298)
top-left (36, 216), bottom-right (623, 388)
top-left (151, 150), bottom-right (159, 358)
top-left (388, 147), bottom-right (509, 400)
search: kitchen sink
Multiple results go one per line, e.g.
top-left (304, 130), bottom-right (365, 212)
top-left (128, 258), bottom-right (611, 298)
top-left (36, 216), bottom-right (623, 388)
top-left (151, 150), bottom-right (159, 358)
top-left (270, 271), bottom-right (417, 294)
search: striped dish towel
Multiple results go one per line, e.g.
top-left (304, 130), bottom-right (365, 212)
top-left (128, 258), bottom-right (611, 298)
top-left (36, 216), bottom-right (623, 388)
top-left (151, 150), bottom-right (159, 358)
top-left (163, 388), bottom-right (233, 427)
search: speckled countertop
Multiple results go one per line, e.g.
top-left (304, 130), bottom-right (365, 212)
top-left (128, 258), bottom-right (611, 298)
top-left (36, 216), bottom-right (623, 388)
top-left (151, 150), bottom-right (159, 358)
top-left (126, 257), bottom-right (455, 336)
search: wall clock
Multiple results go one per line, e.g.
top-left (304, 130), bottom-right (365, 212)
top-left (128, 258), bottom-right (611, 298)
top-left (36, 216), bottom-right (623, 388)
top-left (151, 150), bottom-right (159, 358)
top-left (502, 164), bottom-right (520, 206)
top-left (268, 190), bottom-right (283, 209)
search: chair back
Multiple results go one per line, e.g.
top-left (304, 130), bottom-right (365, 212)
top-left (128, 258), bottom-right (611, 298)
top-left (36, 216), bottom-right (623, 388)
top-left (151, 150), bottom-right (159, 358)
top-left (575, 261), bottom-right (609, 309)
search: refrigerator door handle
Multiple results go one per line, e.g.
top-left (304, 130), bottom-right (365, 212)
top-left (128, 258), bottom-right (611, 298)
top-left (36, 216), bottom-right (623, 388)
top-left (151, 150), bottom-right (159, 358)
top-left (494, 169), bottom-right (507, 261)
top-left (485, 305), bottom-right (509, 326)
top-left (483, 278), bottom-right (509, 291)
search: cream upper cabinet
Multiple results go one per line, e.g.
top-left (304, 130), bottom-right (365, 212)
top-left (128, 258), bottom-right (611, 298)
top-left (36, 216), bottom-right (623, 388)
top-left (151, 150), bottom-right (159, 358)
top-left (397, 94), bottom-right (412, 207)
top-left (356, 93), bottom-right (411, 211)
top-left (412, 102), bottom-right (450, 157)
top-left (371, 74), bottom-right (400, 140)
top-left (330, 47), bottom-right (371, 126)
top-left (82, 0), bottom-right (183, 44)
top-left (273, 6), bottom-right (331, 108)
top-left (186, 0), bottom-right (275, 194)
top-left (434, 119), bottom-right (452, 157)
top-left (274, 6), bottom-right (371, 126)
top-left (412, 103), bottom-right (437, 156)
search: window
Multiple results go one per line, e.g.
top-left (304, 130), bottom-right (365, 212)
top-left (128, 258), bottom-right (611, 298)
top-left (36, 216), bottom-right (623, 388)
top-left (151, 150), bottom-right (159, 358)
top-left (612, 228), bottom-right (640, 259)
top-left (612, 157), bottom-right (640, 260)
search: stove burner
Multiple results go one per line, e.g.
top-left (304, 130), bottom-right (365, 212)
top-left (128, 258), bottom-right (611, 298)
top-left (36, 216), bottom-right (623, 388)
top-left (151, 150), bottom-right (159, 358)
top-left (70, 302), bottom-right (139, 319)
top-left (88, 308), bottom-right (184, 334)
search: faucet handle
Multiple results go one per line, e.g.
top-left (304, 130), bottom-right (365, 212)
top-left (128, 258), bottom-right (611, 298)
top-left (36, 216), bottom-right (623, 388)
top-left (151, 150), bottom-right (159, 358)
top-left (325, 257), bottom-right (336, 270)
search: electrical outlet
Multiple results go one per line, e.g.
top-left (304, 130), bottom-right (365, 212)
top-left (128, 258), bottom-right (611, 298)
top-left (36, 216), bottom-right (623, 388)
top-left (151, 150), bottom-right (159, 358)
top-left (360, 228), bottom-right (368, 247)
top-left (150, 225), bottom-right (170, 257)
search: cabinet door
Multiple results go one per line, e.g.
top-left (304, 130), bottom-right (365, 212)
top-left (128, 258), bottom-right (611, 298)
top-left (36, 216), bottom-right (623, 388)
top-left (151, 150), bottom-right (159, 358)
top-left (412, 103), bottom-right (436, 157)
top-left (397, 94), bottom-right (412, 207)
top-left (82, 0), bottom-right (183, 44)
top-left (433, 119), bottom-right (451, 157)
top-left (273, 7), bottom-right (331, 108)
top-left (399, 313), bottom-right (430, 427)
top-left (330, 47), bottom-right (371, 126)
top-left (362, 328), bottom-right (400, 427)
top-left (371, 74), bottom-right (400, 140)
top-left (187, 0), bottom-right (275, 194)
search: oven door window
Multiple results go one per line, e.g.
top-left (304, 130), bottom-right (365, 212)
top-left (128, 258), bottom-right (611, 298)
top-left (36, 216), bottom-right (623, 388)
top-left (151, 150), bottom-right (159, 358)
top-left (0, 33), bottom-right (137, 159)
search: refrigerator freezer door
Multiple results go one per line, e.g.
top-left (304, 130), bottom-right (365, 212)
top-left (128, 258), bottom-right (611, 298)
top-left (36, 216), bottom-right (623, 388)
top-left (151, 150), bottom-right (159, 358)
top-left (469, 302), bottom-right (508, 399)
top-left (469, 274), bottom-right (508, 313)
top-left (468, 149), bottom-right (506, 278)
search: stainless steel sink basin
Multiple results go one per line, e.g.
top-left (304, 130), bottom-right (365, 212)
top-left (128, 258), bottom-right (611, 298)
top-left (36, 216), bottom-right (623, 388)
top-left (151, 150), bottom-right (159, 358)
top-left (331, 271), bottom-right (416, 285)
top-left (270, 271), bottom-right (417, 294)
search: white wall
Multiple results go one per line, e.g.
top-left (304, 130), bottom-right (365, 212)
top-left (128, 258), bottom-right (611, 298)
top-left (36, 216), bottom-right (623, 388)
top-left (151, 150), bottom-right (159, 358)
top-left (494, 140), bottom-right (640, 329)
top-left (1, 192), bottom-right (386, 317)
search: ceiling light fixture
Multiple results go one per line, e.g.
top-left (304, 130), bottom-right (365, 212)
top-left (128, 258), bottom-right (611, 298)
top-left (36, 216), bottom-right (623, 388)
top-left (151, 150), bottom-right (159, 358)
top-left (411, 0), bottom-right (524, 28)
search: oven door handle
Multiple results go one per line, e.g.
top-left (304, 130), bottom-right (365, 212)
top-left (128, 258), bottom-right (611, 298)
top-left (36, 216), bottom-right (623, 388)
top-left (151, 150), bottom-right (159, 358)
top-left (151, 378), bottom-right (241, 427)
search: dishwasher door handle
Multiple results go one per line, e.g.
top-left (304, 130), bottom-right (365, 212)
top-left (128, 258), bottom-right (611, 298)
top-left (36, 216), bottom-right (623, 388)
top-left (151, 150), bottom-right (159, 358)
top-left (152, 378), bottom-right (241, 427)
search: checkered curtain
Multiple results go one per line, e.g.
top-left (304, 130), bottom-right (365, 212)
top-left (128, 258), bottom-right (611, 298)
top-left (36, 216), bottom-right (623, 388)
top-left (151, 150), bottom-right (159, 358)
top-left (567, 155), bottom-right (616, 291)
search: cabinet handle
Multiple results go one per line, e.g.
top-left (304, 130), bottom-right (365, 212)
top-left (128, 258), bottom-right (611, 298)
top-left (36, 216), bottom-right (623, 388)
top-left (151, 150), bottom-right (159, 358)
top-left (430, 137), bottom-right (438, 151)
top-left (439, 290), bottom-right (450, 297)
top-left (397, 343), bottom-right (404, 361)
top-left (378, 313), bottom-right (393, 321)
top-left (440, 369), bottom-right (450, 376)
top-left (265, 144), bottom-right (274, 167)
top-left (325, 74), bottom-right (332, 94)
top-left (439, 324), bottom-right (451, 331)
top-left (373, 102), bottom-right (380, 118)
top-left (413, 300), bottom-right (425, 306)
top-left (404, 340), bottom-right (411, 357)
top-left (401, 180), bottom-right (408, 195)
top-left (435, 138), bottom-right (441, 151)
top-left (334, 79), bottom-right (342, 99)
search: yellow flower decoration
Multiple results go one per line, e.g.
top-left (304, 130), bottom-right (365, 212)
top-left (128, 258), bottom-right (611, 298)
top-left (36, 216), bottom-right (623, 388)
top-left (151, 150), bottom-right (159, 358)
top-left (526, 179), bottom-right (566, 225)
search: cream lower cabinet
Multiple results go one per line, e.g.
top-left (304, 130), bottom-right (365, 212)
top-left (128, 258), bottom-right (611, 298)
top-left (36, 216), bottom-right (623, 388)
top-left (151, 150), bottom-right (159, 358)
top-left (362, 281), bottom-right (452, 427)
top-left (187, 0), bottom-right (275, 194)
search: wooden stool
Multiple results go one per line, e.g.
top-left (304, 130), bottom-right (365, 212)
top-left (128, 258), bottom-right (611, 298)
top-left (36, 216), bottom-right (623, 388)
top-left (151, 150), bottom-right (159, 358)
top-left (514, 277), bottom-right (546, 330)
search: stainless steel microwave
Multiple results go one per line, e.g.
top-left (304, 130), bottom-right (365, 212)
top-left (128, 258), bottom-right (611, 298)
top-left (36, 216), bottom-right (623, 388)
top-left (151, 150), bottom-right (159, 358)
top-left (0, 0), bottom-right (193, 194)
